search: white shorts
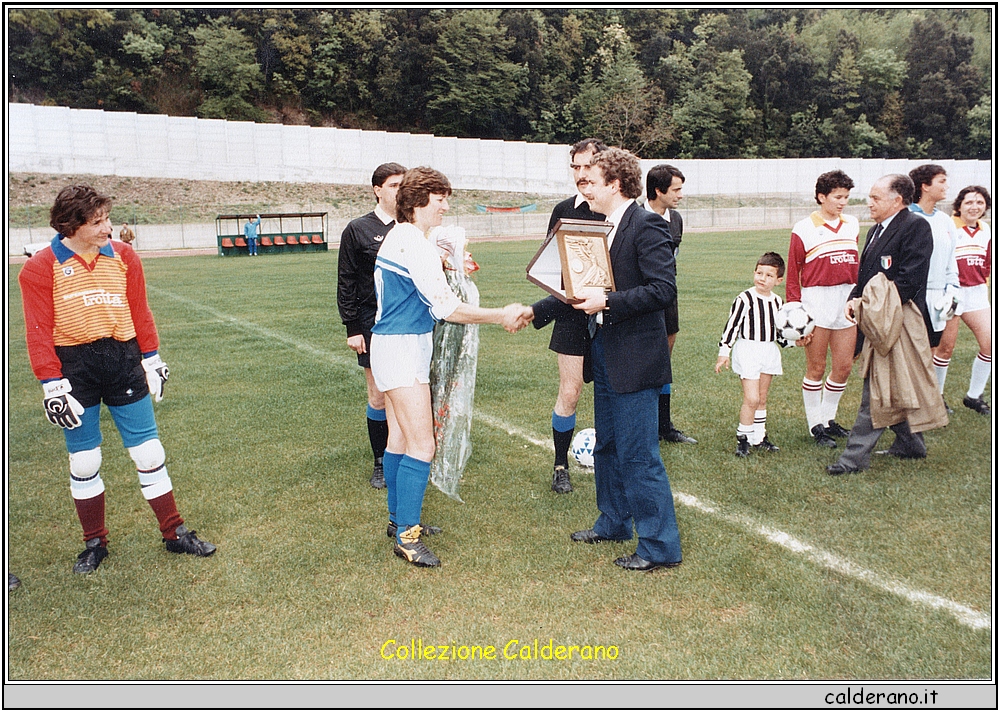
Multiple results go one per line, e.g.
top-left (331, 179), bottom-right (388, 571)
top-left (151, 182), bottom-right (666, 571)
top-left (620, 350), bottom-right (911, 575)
top-left (800, 284), bottom-right (855, 331)
top-left (956, 283), bottom-right (991, 316)
top-left (732, 339), bottom-right (783, 380)
top-left (370, 332), bottom-right (434, 392)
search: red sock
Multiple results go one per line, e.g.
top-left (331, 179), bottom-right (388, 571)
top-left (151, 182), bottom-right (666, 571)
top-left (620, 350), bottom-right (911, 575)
top-left (74, 493), bottom-right (109, 545)
top-left (147, 491), bottom-right (184, 540)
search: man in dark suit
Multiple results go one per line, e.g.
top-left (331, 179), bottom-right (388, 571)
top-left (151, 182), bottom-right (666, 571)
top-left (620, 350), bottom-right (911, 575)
top-left (531, 148), bottom-right (682, 570)
top-left (540, 138), bottom-right (607, 495)
top-left (827, 174), bottom-right (934, 475)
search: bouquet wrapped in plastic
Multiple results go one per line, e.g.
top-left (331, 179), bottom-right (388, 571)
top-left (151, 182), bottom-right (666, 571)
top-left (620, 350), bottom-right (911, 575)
top-left (428, 225), bottom-right (481, 502)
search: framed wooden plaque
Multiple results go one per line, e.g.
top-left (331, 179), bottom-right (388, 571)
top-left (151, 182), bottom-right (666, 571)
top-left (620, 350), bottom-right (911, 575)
top-left (526, 218), bottom-right (615, 303)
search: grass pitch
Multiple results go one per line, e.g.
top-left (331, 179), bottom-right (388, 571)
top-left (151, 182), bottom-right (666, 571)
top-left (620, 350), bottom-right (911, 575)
top-left (5, 229), bottom-right (993, 681)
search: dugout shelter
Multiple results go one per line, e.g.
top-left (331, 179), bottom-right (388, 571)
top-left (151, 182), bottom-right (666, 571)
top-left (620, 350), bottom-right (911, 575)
top-left (216, 212), bottom-right (328, 256)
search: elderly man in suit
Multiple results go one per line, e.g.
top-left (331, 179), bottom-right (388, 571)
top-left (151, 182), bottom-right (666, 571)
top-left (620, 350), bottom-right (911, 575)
top-left (827, 174), bottom-right (935, 475)
top-left (530, 147), bottom-right (682, 571)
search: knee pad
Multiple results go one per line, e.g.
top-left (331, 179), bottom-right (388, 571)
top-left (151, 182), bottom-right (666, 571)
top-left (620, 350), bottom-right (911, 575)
top-left (128, 439), bottom-right (173, 500)
top-left (69, 447), bottom-right (104, 500)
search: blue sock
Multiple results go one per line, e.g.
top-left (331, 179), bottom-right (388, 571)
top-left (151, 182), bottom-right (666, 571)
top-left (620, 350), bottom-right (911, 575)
top-left (552, 411), bottom-right (576, 432)
top-left (395, 455), bottom-right (431, 543)
top-left (366, 404), bottom-right (387, 422)
top-left (660, 382), bottom-right (672, 395)
top-left (383, 451), bottom-right (404, 525)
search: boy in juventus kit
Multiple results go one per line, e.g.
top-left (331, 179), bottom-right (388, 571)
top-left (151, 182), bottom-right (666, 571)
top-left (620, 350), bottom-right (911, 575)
top-left (19, 185), bottom-right (216, 574)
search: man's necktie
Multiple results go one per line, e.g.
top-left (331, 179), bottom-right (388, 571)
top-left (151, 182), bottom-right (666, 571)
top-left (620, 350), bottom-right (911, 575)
top-left (867, 223), bottom-right (883, 252)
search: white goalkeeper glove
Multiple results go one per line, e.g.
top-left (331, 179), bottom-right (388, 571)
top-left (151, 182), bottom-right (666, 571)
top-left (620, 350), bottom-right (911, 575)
top-left (934, 287), bottom-right (960, 321)
top-left (141, 354), bottom-right (170, 402)
top-left (42, 379), bottom-right (85, 429)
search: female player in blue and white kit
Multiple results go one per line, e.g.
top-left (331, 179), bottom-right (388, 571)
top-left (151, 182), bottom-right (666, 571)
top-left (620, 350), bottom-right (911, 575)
top-left (370, 167), bottom-right (530, 567)
top-left (934, 185), bottom-right (992, 416)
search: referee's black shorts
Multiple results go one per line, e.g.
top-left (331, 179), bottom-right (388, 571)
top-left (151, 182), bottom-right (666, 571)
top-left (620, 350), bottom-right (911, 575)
top-left (549, 311), bottom-right (590, 356)
top-left (664, 301), bottom-right (679, 336)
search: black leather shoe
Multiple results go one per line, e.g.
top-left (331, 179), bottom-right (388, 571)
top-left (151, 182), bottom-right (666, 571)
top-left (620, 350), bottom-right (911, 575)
top-left (811, 424), bottom-right (837, 448)
top-left (660, 428), bottom-right (697, 444)
top-left (571, 528), bottom-right (621, 544)
top-left (551, 465), bottom-right (573, 494)
top-left (963, 395), bottom-right (991, 416)
top-left (826, 462), bottom-right (862, 476)
top-left (824, 420), bottom-right (851, 439)
top-left (614, 553), bottom-right (681, 571)
top-left (164, 525), bottom-right (217, 557)
top-left (387, 521), bottom-right (443, 539)
top-left (370, 457), bottom-right (386, 489)
top-left (73, 537), bottom-right (108, 573)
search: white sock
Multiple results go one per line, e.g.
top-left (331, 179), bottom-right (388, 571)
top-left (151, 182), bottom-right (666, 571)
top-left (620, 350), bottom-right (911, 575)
top-left (968, 352), bottom-right (992, 399)
top-left (751, 410), bottom-right (767, 445)
top-left (737, 423), bottom-right (754, 442)
top-left (933, 355), bottom-right (951, 393)
top-left (802, 378), bottom-right (824, 430)
top-left (822, 378), bottom-right (847, 425)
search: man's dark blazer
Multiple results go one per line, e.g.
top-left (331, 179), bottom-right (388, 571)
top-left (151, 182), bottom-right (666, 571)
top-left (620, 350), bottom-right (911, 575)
top-left (547, 195), bottom-right (605, 233)
top-left (850, 208), bottom-right (933, 353)
top-left (533, 201), bottom-right (676, 393)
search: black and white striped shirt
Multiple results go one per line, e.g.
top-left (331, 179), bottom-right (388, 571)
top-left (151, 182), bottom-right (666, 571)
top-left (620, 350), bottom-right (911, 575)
top-left (718, 289), bottom-right (783, 355)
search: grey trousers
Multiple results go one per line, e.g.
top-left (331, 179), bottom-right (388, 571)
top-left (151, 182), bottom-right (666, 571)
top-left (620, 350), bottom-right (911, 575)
top-left (835, 377), bottom-right (926, 470)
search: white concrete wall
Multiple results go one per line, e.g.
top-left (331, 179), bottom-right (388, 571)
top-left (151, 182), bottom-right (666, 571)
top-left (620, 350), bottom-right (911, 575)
top-left (10, 103), bottom-right (993, 199)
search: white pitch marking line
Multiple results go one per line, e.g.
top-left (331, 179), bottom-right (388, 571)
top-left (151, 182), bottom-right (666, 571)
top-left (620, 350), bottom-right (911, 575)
top-left (151, 288), bottom-right (992, 632)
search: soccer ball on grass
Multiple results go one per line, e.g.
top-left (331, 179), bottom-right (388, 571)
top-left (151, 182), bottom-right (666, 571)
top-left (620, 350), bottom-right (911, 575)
top-left (571, 428), bottom-right (596, 468)
top-left (775, 302), bottom-right (815, 345)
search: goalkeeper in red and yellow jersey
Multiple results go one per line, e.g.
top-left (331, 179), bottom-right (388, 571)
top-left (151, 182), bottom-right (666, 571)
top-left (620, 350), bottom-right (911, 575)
top-left (18, 184), bottom-right (216, 574)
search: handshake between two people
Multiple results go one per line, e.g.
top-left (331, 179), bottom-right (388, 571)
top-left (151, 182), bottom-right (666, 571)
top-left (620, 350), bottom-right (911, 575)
top-left (499, 303), bottom-right (535, 334)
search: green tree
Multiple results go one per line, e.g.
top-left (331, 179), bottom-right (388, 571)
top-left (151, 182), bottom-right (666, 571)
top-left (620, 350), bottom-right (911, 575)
top-left (425, 9), bottom-right (529, 139)
top-left (190, 17), bottom-right (265, 121)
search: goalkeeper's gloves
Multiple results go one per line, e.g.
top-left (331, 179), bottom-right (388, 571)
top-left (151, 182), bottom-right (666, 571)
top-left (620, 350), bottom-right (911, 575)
top-left (42, 379), bottom-right (85, 429)
top-left (934, 287), bottom-right (960, 321)
top-left (141, 353), bottom-right (170, 402)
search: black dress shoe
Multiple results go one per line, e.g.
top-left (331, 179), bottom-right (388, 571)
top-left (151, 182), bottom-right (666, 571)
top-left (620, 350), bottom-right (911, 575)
top-left (659, 428), bottom-right (697, 444)
top-left (614, 553), bottom-right (681, 571)
top-left (826, 462), bottom-right (862, 476)
top-left (571, 528), bottom-right (622, 544)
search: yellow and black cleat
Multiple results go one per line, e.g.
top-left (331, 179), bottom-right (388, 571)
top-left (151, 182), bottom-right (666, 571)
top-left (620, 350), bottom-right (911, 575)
top-left (393, 525), bottom-right (441, 567)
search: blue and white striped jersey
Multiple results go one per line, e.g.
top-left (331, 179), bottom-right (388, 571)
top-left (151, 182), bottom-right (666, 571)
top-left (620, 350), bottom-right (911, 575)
top-left (372, 222), bottom-right (462, 335)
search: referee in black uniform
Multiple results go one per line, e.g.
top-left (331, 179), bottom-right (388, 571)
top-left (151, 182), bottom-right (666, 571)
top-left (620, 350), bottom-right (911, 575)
top-left (337, 162), bottom-right (407, 489)
top-left (538, 139), bottom-right (606, 494)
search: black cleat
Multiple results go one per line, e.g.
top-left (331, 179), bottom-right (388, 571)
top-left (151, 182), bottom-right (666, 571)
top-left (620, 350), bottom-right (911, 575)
top-left (393, 525), bottom-right (440, 567)
top-left (963, 396), bottom-right (991, 416)
top-left (659, 428), bottom-right (698, 444)
top-left (551, 465), bottom-right (573, 494)
top-left (735, 434), bottom-right (751, 458)
top-left (386, 521), bottom-right (442, 539)
top-left (811, 424), bottom-right (837, 448)
top-left (164, 524), bottom-right (217, 557)
top-left (824, 420), bottom-right (851, 439)
top-left (73, 537), bottom-right (108, 574)
top-left (753, 434), bottom-right (780, 452)
top-left (370, 457), bottom-right (386, 489)
top-left (9, 573), bottom-right (21, 591)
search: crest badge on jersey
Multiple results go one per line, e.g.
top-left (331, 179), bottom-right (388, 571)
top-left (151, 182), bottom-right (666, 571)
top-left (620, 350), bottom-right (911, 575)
top-left (880, 255), bottom-right (892, 270)
top-left (63, 266), bottom-right (74, 276)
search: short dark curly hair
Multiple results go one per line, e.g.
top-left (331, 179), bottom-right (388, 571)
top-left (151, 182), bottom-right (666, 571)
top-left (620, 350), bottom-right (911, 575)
top-left (395, 167), bottom-right (452, 224)
top-left (814, 170), bottom-right (854, 204)
top-left (908, 164), bottom-right (946, 203)
top-left (50, 184), bottom-right (112, 238)
top-left (590, 147), bottom-right (643, 200)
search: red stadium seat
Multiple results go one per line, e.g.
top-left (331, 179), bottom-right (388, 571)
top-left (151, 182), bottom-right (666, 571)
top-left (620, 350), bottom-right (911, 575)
top-left (221, 237), bottom-right (235, 248)
top-left (235, 237), bottom-right (247, 247)
top-left (311, 234), bottom-right (324, 244)
top-left (286, 235), bottom-right (299, 245)
top-left (274, 235), bottom-right (286, 246)
top-left (260, 236), bottom-right (273, 247)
